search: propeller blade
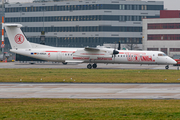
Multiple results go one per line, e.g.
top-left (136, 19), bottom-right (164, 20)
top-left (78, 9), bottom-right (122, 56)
top-left (113, 42), bottom-right (118, 61)
top-left (118, 41), bottom-right (121, 50)
top-left (113, 50), bottom-right (119, 55)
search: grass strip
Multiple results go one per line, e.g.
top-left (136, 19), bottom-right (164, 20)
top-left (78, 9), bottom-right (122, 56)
top-left (0, 99), bottom-right (180, 120)
top-left (0, 69), bottom-right (180, 83)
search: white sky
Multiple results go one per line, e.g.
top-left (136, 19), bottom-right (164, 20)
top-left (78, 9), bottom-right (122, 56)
top-left (7, 0), bottom-right (180, 10)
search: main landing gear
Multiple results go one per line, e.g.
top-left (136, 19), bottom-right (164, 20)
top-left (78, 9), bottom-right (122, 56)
top-left (62, 62), bottom-right (67, 65)
top-left (87, 63), bottom-right (97, 69)
top-left (165, 65), bottom-right (169, 70)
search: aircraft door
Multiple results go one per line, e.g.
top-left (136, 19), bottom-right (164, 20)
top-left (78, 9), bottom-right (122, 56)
top-left (57, 52), bottom-right (62, 61)
top-left (156, 53), bottom-right (160, 63)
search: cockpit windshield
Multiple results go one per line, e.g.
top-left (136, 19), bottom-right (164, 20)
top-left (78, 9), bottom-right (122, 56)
top-left (158, 53), bottom-right (167, 56)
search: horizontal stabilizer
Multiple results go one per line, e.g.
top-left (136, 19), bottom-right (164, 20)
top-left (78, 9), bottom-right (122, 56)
top-left (3, 24), bottom-right (23, 28)
top-left (30, 43), bottom-right (57, 49)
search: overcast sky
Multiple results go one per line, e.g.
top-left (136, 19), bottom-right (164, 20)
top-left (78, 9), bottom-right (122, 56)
top-left (7, 0), bottom-right (180, 10)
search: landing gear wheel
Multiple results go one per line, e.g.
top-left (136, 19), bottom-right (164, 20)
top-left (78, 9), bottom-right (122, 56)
top-left (62, 62), bottom-right (67, 65)
top-left (165, 65), bottom-right (169, 70)
top-left (93, 64), bottom-right (97, 69)
top-left (87, 64), bottom-right (92, 69)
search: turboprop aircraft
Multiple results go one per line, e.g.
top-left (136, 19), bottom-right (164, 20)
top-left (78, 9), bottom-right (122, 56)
top-left (4, 23), bottom-right (177, 69)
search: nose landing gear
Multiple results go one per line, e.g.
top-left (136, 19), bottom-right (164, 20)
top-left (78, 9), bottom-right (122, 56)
top-left (165, 65), bottom-right (169, 70)
top-left (87, 63), bottom-right (97, 69)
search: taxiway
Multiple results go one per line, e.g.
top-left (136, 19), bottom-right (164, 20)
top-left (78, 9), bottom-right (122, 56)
top-left (1, 83), bottom-right (180, 99)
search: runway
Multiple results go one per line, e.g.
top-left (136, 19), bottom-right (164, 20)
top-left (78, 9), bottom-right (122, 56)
top-left (1, 83), bottom-right (180, 99)
top-left (0, 62), bottom-right (179, 70)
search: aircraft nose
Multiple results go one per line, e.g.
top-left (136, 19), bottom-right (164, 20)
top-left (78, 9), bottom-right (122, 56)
top-left (170, 59), bottom-right (177, 65)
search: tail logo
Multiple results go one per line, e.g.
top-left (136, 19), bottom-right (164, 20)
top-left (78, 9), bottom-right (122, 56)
top-left (14, 34), bottom-right (24, 44)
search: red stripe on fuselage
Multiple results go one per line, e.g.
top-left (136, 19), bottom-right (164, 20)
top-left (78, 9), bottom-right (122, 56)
top-left (44, 51), bottom-right (59, 52)
top-left (61, 51), bottom-right (75, 53)
top-left (81, 53), bottom-right (105, 55)
top-left (44, 51), bottom-right (75, 53)
top-left (119, 52), bottom-right (124, 54)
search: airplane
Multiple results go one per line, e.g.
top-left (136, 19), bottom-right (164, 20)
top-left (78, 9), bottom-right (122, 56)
top-left (4, 23), bottom-right (177, 69)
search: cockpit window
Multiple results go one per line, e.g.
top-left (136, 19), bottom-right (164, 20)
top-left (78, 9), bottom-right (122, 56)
top-left (158, 54), bottom-right (163, 56)
top-left (158, 53), bottom-right (167, 56)
top-left (163, 54), bottom-right (167, 56)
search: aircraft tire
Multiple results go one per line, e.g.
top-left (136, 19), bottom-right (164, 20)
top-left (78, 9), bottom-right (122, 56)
top-left (165, 65), bottom-right (169, 70)
top-left (87, 64), bottom-right (92, 69)
top-left (62, 62), bottom-right (67, 65)
top-left (93, 64), bottom-right (97, 68)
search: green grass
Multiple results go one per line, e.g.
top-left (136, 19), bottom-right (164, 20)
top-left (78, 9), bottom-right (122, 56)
top-left (0, 69), bottom-right (180, 83)
top-left (1, 99), bottom-right (180, 120)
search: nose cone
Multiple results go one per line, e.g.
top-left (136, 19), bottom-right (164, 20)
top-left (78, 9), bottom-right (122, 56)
top-left (169, 58), bottom-right (177, 65)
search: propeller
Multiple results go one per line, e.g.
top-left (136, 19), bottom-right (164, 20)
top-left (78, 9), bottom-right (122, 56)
top-left (112, 42), bottom-right (119, 60)
top-left (113, 50), bottom-right (119, 55)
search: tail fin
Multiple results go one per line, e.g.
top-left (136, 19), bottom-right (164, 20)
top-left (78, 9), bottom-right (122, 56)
top-left (4, 23), bottom-right (32, 49)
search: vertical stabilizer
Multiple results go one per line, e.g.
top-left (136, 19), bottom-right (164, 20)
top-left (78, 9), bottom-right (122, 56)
top-left (4, 24), bottom-right (32, 49)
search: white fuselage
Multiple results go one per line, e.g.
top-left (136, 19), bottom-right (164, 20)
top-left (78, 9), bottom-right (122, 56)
top-left (11, 47), bottom-right (176, 65)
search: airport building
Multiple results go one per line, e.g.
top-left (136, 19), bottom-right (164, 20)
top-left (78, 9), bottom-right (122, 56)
top-left (143, 10), bottom-right (180, 57)
top-left (4, 0), bottom-right (163, 54)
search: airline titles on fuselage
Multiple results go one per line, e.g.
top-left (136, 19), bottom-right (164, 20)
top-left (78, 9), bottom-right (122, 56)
top-left (30, 51), bottom-right (155, 62)
top-left (123, 52), bottom-right (155, 62)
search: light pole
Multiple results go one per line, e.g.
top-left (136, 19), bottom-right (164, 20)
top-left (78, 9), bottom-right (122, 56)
top-left (1, 0), bottom-right (5, 61)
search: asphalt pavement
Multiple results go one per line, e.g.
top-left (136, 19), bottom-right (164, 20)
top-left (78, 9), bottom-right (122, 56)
top-left (1, 83), bottom-right (180, 99)
top-left (0, 62), bottom-right (179, 70)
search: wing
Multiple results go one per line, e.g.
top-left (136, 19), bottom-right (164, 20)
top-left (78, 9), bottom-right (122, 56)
top-left (65, 60), bottom-right (84, 63)
top-left (84, 47), bottom-right (100, 51)
top-left (73, 47), bottom-right (114, 59)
